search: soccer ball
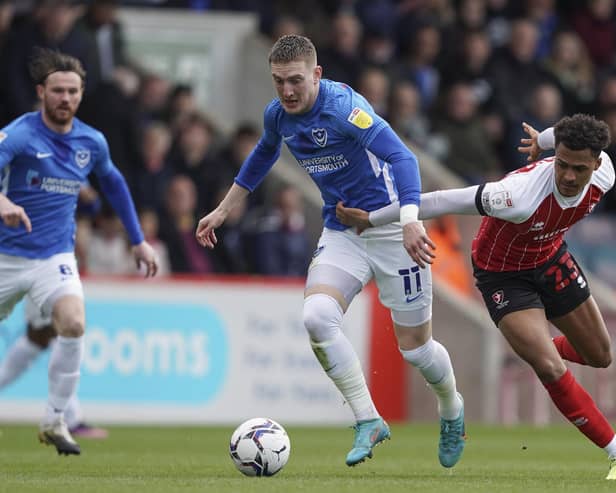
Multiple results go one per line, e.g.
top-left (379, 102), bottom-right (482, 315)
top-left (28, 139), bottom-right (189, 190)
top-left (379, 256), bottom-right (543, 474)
top-left (229, 417), bottom-right (291, 477)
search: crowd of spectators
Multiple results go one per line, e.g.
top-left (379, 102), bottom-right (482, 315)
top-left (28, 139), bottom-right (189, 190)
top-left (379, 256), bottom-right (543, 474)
top-left (0, 0), bottom-right (313, 277)
top-left (0, 0), bottom-right (615, 280)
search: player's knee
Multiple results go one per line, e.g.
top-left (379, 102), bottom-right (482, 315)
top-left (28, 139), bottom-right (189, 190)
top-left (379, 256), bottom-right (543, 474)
top-left (532, 357), bottom-right (567, 382)
top-left (303, 294), bottom-right (343, 343)
top-left (55, 316), bottom-right (85, 338)
top-left (585, 349), bottom-right (612, 369)
top-left (26, 323), bottom-right (57, 349)
top-left (399, 338), bottom-right (435, 368)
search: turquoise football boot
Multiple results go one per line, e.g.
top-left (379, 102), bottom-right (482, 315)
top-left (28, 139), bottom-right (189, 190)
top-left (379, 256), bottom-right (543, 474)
top-left (345, 417), bottom-right (390, 466)
top-left (438, 393), bottom-right (466, 468)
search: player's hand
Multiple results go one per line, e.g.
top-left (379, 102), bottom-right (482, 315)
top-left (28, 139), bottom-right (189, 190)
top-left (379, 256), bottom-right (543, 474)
top-left (0, 196), bottom-right (32, 232)
top-left (195, 209), bottom-right (227, 249)
top-left (336, 201), bottom-right (371, 233)
top-left (132, 241), bottom-right (158, 278)
top-left (518, 122), bottom-right (542, 162)
top-left (403, 221), bottom-right (436, 268)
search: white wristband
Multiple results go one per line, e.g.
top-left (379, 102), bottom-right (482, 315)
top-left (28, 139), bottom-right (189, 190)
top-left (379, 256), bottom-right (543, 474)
top-left (537, 127), bottom-right (555, 151)
top-left (400, 204), bottom-right (419, 226)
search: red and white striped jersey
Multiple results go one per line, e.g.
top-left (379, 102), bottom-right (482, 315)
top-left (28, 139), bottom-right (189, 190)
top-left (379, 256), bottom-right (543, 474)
top-left (472, 152), bottom-right (615, 272)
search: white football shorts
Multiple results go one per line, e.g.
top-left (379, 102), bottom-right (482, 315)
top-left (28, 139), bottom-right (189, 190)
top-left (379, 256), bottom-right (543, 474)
top-left (24, 294), bottom-right (52, 329)
top-left (308, 224), bottom-right (432, 323)
top-left (0, 252), bottom-right (83, 322)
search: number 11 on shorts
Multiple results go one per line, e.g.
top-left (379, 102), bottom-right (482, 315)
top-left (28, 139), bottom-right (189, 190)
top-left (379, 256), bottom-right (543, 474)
top-left (399, 266), bottom-right (422, 302)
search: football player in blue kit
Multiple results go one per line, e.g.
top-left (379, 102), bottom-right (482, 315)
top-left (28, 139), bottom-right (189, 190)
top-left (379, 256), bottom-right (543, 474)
top-left (196, 35), bottom-right (466, 468)
top-left (0, 48), bottom-right (158, 455)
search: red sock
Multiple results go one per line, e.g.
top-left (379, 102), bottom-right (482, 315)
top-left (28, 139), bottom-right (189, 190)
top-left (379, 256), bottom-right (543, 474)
top-left (553, 336), bottom-right (586, 365)
top-left (544, 369), bottom-right (614, 448)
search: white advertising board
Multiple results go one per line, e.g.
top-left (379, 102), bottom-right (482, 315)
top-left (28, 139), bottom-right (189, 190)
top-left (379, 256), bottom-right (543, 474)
top-left (0, 278), bottom-right (371, 425)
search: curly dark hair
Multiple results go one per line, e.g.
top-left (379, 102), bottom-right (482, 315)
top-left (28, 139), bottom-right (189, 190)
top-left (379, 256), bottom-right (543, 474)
top-left (268, 34), bottom-right (317, 65)
top-left (554, 114), bottom-right (610, 158)
top-left (28, 47), bottom-right (86, 86)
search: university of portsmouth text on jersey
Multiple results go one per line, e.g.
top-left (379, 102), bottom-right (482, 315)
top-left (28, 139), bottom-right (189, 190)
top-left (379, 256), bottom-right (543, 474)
top-left (298, 153), bottom-right (349, 174)
top-left (40, 177), bottom-right (81, 195)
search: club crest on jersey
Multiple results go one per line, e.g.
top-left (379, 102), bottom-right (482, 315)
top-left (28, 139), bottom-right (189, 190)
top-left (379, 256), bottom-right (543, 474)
top-left (347, 107), bottom-right (373, 129)
top-left (312, 128), bottom-right (328, 147)
top-left (0, 131), bottom-right (6, 144)
top-left (75, 149), bottom-right (91, 168)
top-left (491, 290), bottom-right (509, 309)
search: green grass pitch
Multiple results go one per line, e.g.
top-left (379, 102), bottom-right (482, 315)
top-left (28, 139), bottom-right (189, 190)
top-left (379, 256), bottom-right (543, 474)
top-left (0, 422), bottom-right (612, 493)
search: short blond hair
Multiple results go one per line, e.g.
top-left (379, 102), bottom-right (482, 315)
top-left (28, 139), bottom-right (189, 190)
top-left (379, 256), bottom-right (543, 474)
top-left (268, 35), bottom-right (317, 65)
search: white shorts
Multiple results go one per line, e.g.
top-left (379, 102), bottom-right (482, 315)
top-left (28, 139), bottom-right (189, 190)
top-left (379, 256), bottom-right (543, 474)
top-left (308, 225), bottom-right (432, 322)
top-left (24, 294), bottom-right (52, 329)
top-left (0, 252), bottom-right (83, 322)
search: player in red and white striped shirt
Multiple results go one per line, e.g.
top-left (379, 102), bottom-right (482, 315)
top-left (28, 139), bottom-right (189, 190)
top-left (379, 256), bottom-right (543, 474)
top-left (336, 114), bottom-right (616, 479)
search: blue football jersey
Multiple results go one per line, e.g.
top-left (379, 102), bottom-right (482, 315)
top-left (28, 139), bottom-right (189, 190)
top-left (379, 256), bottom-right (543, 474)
top-left (0, 112), bottom-right (113, 258)
top-left (238, 79), bottom-right (420, 230)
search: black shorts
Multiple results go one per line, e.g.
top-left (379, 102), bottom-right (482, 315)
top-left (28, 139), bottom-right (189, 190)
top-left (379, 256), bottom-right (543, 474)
top-left (473, 243), bottom-right (591, 325)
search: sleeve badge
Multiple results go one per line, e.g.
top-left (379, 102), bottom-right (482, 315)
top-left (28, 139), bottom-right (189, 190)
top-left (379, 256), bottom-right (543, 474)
top-left (489, 190), bottom-right (514, 210)
top-left (347, 107), bottom-right (373, 129)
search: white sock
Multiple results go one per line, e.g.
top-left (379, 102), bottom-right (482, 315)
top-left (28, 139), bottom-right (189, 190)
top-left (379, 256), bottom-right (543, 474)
top-left (64, 394), bottom-right (84, 429)
top-left (304, 294), bottom-right (379, 422)
top-left (0, 335), bottom-right (42, 388)
top-left (605, 435), bottom-right (616, 458)
top-left (400, 338), bottom-right (462, 420)
top-left (45, 336), bottom-right (83, 424)
top-left (312, 332), bottom-right (379, 422)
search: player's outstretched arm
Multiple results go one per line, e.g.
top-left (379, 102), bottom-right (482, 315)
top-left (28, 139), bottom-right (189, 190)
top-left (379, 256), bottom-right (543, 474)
top-left (337, 184), bottom-right (482, 228)
top-left (196, 183), bottom-right (249, 249)
top-left (132, 241), bottom-right (158, 278)
top-left (0, 193), bottom-right (32, 232)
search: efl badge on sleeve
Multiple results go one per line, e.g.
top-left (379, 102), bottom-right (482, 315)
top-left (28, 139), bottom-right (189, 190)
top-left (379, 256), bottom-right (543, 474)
top-left (75, 149), bottom-right (91, 168)
top-left (347, 107), bottom-right (373, 129)
top-left (0, 131), bottom-right (7, 144)
top-left (490, 190), bottom-right (513, 210)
